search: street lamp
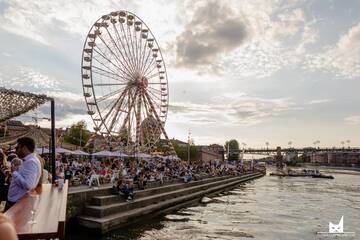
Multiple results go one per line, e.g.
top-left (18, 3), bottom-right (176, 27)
top-left (187, 130), bottom-right (191, 163)
top-left (265, 142), bottom-right (269, 151)
top-left (288, 141), bottom-right (292, 149)
top-left (346, 140), bottom-right (350, 149)
top-left (341, 141), bottom-right (345, 149)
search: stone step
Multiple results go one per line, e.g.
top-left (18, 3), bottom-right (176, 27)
top-left (84, 174), bottom-right (253, 218)
top-left (78, 172), bottom-right (264, 233)
top-left (90, 175), bottom-right (239, 206)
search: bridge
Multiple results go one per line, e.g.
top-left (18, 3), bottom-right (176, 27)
top-left (219, 147), bottom-right (360, 156)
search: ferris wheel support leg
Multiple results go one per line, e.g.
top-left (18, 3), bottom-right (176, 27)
top-left (135, 90), bottom-right (142, 153)
top-left (143, 92), bottom-right (176, 156)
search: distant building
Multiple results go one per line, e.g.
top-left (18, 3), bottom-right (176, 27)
top-left (310, 151), bottom-right (360, 166)
top-left (284, 151), bottom-right (298, 162)
top-left (196, 145), bottom-right (223, 164)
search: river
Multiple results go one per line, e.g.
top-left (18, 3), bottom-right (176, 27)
top-left (77, 168), bottom-right (360, 240)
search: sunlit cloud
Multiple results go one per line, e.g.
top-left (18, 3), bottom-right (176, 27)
top-left (344, 115), bottom-right (360, 125)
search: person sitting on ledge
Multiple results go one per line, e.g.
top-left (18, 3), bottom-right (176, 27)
top-left (116, 178), bottom-right (134, 201)
top-left (183, 170), bottom-right (193, 183)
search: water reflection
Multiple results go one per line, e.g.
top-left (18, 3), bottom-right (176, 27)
top-left (98, 169), bottom-right (359, 239)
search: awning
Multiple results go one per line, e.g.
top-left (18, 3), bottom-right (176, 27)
top-left (35, 147), bottom-right (50, 154)
top-left (55, 147), bottom-right (74, 154)
top-left (92, 150), bottom-right (114, 157)
top-left (71, 149), bottom-right (90, 156)
top-left (134, 152), bottom-right (152, 158)
top-left (0, 88), bottom-right (51, 122)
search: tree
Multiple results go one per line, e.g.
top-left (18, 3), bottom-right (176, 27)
top-left (0, 127), bottom-right (9, 137)
top-left (225, 139), bottom-right (240, 161)
top-left (173, 142), bottom-right (199, 162)
top-left (63, 121), bottom-right (90, 147)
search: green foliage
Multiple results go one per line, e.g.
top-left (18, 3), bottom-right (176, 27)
top-left (173, 142), bottom-right (199, 162)
top-left (63, 121), bottom-right (90, 147)
top-left (225, 139), bottom-right (240, 161)
top-left (0, 127), bottom-right (9, 137)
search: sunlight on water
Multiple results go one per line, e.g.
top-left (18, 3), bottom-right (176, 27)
top-left (130, 169), bottom-right (360, 240)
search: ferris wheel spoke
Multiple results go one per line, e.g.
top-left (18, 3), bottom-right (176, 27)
top-left (147, 88), bottom-right (161, 100)
top-left (92, 65), bottom-right (127, 82)
top-left (92, 56), bottom-right (125, 79)
top-left (99, 87), bottom-right (128, 132)
top-left (108, 88), bottom-right (129, 133)
top-left (96, 35), bottom-right (135, 80)
top-left (140, 45), bottom-right (152, 75)
top-left (97, 33), bottom-right (129, 73)
top-left (142, 57), bottom-right (156, 77)
top-left (143, 63), bottom-right (158, 79)
top-left (119, 23), bottom-right (137, 72)
top-left (104, 26), bottom-right (135, 76)
top-left (93, 46), bottom-right (133, 81)
top-left (146, 93), bottom-right (161, 108)
top-left (135, 26), bottom-right (142, 72)
top-left (92, 70), bottom-right (129, 83)
top-left (147, 86), bottom-right (162, 94)
top-left (112, 23), bottom-right (137, 75)
top-left (127, 25), bottom-right (139, 72)
top-left (145, 72), bottom-right (159, 80)
top-left (118, 89), bottom-right (137, 142)
top-left (138, 34), bottom-right (149, 75)
top-left (97, 87), bottom-right (126, 103)
top-left (93, 83), bottom-right (128, 86)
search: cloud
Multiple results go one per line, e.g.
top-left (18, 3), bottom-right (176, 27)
top-left (174, 0), bottom-right (250, 72)
top-left (306, 22), bottom-right (360, 79)
top-left (307, 99), bottom-right (332, 105)
top-left (0, 0), bottom-right (139, 46)
top-left (0, 65), bottom-right (60, 92)
top-left (168, 92), bottom-right (295, 126)
top-left (218, 2), bottom-right (319, 78)
top-left (2, 52), bottom-right (11, 57)
top-left (344, 115), bottom-right (360, 125)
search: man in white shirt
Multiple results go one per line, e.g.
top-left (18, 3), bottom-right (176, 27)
top-left (5, 137), bottom-right (41, 211)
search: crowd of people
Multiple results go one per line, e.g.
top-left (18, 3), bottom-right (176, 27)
top-left (1, 137), bottom-right (259, 205)
top-left (0, 136), bottom-right (261, 239)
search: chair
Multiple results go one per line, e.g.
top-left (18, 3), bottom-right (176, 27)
top-left (88, 174), bottom-right (100, 187)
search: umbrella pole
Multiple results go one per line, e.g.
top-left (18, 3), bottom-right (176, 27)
top-left (51, 99), bottom-right (56, 184)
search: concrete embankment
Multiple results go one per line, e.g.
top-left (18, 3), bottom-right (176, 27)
top-left (68, 172), bottom-right (264, 234)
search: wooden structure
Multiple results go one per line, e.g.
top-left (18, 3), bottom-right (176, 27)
top-left (5, 182), bottom-right (68, 239)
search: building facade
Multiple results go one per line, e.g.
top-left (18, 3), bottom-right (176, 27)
top-left (310, 151), bottom-right (360, 166)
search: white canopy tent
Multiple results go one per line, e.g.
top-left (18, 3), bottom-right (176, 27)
top-left (35, 147), bottom-right (49, 155)
top-left (71, 149), bottom-right (90, 156)
top-left (112, 151), bottom-right (128, 158)
top-left (134, 152), bottom-right (152, 159)
top-left (55, 147), bottom-right (74, 154)
top-left (92, 150), bottom-right (114, 157)
top-left (163, 155), bottom-right (180, 160)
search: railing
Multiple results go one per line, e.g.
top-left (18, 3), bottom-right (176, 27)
top-left (5, 181), bottom-right (68, 240)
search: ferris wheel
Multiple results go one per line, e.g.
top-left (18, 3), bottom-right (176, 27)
top-left (81, 10), bottom-right (173, 153)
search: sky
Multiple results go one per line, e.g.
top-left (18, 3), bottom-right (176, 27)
top-left (0, 0), bottom-right (359, 148)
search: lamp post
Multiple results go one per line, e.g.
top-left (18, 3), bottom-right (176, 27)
top-left (346, 140), bottom-right (350, 149)
top-left (187, 130), bottom-right (191, 163)
top-left (341, 141), bottom-right (345, 149)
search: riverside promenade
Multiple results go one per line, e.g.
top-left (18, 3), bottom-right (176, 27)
top-left (67, 171), bottom-right (265, 234)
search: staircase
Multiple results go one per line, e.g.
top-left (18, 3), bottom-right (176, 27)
top-left (78, 172), bottom-right (264, 233)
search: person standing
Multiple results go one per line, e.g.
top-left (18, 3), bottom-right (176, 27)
top-left (5, 137), bottom-right (41, 211)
